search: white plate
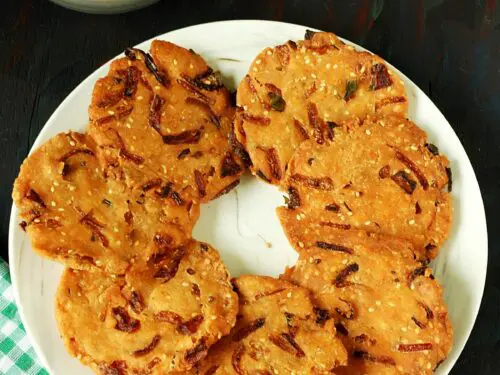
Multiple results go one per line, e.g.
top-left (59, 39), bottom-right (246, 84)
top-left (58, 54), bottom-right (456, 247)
top-left (8, 20), bottom-right (487, 375)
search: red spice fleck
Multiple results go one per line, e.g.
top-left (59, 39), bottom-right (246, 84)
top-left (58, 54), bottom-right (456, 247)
top-left (397, 343), bottom-right (433, 352)
top-left (141, 178), bottom-right (162, 191)
top-left (241, 113), bottom-right (271, 126)
top-left (275, 44), bottom-right (291, 66)
top-left (177, 315), bottom-right (204, 335)
top-left (191, 283), bottom-right (201, 297)
top-left (375, 96), bottom-right (406, 110)
top-left (319, 222), bottom-right (352, 230)
top-left (334, 263), bottom-right (359, 287)
top-left (124, 211), bottom-right (133, 225)
top-left (80, 213), bottom-right (108, 247)
top-left (293, 119), bottom-right (309, 140)
top-left (129, 291), bottom-right (145, 314)
top-left (149, 94), bottom-right (165, 135)
top-left (100, 360), bottom-right (128, 375)
top-left (194, 170), bottom-right (207, 198)
top-left (287, 187), bottom-right (301, 209)
top-left (214, 180), bottom-right (240, 198)
top-left (154, 311), bottom-right (182, 324)
top-left (379, 165), bottom-right (390, 179)
top-left (112, 307), bottom-right (140, 333)
top-left (391, 171), bottom-right (417, 194)
top-left (178, 76), bottom-right (213, 105)
top-left (232, 318), bottom-right (266, 341)
top-left (307, 102), bottom-right (328, 144)
top-left (269, 333), bottom-right (305, 357)
top-left (314, 307), bottom-right (331, 326)
top-left (370, 64), bottom-right (393, 90)
top-left (263, 147), bottom-right (282, 181)
top-left (25, 189), bottom-right (45, 207)
top-left (162, 128), bottom-right (203, 145)
top-left (221, 152), bottom-right (242, 178)
top-left (316, 241), bottom-right (354, 254)
top-left (290, 174), bottom-right (333, 190)
top-left (185, 339), bottom-right (209, 365)
top-left (395, 150), bottom-right (429, 190)
top-left (132, 335), bottom-right (161, 357)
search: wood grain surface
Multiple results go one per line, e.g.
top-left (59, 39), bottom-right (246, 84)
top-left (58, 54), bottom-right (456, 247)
top-left (1, 0), bottom-right (498, 373)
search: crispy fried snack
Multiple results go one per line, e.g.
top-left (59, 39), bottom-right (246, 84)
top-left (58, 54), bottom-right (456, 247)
top-left (235, 31), bottom-right (408, 184)
top-left (56, 241), bottom-right (238, 374)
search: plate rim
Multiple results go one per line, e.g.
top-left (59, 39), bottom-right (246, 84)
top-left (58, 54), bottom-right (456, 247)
top-left (8, 19), bottom-right (488, 374)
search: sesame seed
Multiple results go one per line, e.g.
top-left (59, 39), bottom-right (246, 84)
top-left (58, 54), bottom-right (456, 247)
top-left (50, 201), bottom-right (56, 207)
top-left (296, 214), bottom-right (302, 221)
top-left (333, 64), bottom-right (338, 69)
top-left (69, 141), bottom-right (76, 146)
top-left (375, 300), bottom-right (381, 306)
top-left (189, 64), bottom-right (194, 69)
top-left (298, 241), bottom-right (305, 248)
top-left (267, 50), bottom-right (272, 55)
top-left (50, 186), bottom-right (55, 193)
top-left (256, 59), bottom-right (261, 65)
top-left (409, 219), bottom-right (415, 225)
top-left (326, 63), bottom-right (331, 69)
top-left (253, 67), bottom-right (258, 72)
top-left (108, 110), bottom-right (115, 115)
top-left (182, 282), bottom-right (189, 287)
top-left (360, 66), bottom-right (366, 73)
top-left (368, 307), bottom-right (375, 312)
top-left (364, 221), bottom-right (371, 225)
top-left (349, 72), bottom-right (356, 77)
top-left (344, 110), bottom-right (350, 115)
top-left (137, 96), bottom-right (143, 100)
top-left (155, 85), bottom-right (160, 91)
top-left (347, 211), bottom-right (353, 216)
top-left (287, 292), bottom-right (292, 298)
top-left (311, 73), bottom-right (317, 79)
top-left (365, 129), bottom-right (372, 135)
top-left (173, 59), bottom-right (178, 65)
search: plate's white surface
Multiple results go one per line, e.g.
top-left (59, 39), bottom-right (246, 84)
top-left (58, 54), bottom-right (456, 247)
top-left (8, 20), bottom-right (487, 375)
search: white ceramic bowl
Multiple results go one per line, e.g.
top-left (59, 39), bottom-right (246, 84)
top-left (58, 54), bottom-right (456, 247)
top-left (9, 20), bottom-right (487, 375)
top-left (50, 0), bottom-right (159, 14)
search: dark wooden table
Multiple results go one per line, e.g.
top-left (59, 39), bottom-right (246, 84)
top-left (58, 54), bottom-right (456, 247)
top-left (1, 0), bottom-right (498, 373)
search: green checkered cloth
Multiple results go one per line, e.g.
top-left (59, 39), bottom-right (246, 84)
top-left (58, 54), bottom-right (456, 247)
top-left (0, 258), bottom-right (48, 375)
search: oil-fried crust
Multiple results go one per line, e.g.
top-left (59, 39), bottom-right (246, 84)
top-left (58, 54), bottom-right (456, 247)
top-left (88, 40), bottom-right (243, 203)
top-left (12, 132), bottom-right (199, 274)
top-left (281, 230), bottom-right (453, 375)
top-left (196, 275), bottom-right (348, 374)
top-left (56, 240), bottom-right (238, 374)
top-left (278, 115), bottom-right (452, 260)
top-left (236, 31), bottom-right (408, 184)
